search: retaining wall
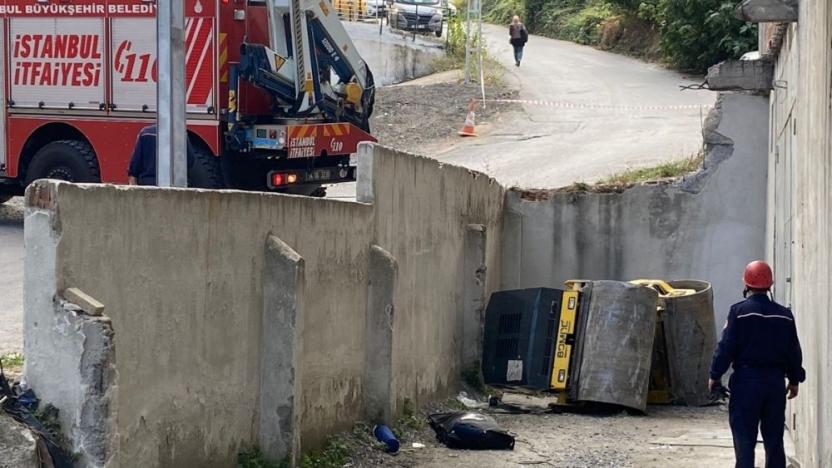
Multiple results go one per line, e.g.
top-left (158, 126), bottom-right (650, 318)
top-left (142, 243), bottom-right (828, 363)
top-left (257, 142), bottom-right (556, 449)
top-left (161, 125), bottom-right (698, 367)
top-left (500, 92), bottom-right (770, 330)
top-left (344, 22), bottom-right (443, 86)
top-left (23, 144), bottom-right (504, 467)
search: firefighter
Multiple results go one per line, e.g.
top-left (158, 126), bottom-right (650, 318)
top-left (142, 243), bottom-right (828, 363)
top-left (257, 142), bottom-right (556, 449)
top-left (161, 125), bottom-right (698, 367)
top-left (127, 125), bottom-right (195, 186)
top-left (709, 260), bottom-right (805, 468)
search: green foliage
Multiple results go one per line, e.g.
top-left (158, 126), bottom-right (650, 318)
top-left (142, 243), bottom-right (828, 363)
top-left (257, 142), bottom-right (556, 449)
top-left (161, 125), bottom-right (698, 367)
top-left (657, 0), bottom-right (757, 72)
top-left (482, 0), bottom-right (756, 72)
top-left (300, 438), bottom-right (351, 468)
top-left (601, 152), bottom-right (704, 185)
top-left (237, 446), bottom-right (289, 468)
top-left (0, 352), bottom-right (24, 369)
top-left (446, 14), bottom-right (467, 57)
top-left (483, 0), bottom-right (523, 24)
top-left (461, 364), bottom-right (486, 394)
top-left (394, 398), bottom-right (426, 433)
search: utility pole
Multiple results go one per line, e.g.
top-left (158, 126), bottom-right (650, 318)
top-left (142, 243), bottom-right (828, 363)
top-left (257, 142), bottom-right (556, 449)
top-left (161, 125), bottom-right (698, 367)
top-left (157, 0), bottom-right (188, 187)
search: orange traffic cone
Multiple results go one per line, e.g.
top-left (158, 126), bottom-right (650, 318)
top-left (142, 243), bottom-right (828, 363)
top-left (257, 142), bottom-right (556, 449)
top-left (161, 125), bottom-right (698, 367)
top-left (458, 99), bottom-right (477, 137)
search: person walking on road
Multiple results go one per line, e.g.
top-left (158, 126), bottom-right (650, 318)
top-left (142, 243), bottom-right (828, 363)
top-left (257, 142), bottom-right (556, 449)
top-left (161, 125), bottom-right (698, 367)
top-left (709, 260), bottom-right (805, 468)
top-left (509, 16), bottom-right (528, 67)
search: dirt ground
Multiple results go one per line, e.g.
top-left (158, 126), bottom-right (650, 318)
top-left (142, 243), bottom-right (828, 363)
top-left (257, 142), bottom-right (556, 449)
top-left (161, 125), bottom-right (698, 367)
top-left (369, 70), bottom-right (520, 154)
top-left (344, 395), bottom-right (791, 468)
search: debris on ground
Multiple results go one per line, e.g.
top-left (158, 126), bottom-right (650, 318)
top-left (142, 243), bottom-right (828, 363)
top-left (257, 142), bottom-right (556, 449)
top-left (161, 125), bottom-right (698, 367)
top-left (0, 371), bottom-right (74, 468)
top-left (455, 391), bottom-right (487, 409)
top-left (428, 412), bottom-right (515, 450)
top-left (0, 197), bottom-right (23, 224)
top-left (370, 73), bottom-right (520, 154)
top-left (0, 413), bottom-right (38, 468)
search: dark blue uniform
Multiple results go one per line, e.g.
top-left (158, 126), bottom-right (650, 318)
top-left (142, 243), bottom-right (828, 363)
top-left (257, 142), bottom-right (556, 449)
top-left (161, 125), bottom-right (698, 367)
top-left (127, 125), bottom-right (195, 185)
top-left (710, 294), bottom-right (805, 468)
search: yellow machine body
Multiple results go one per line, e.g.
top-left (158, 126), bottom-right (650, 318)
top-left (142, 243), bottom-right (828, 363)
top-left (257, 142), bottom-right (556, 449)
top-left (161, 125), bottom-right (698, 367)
top-left (629, 279), bottom-right (695, 298)
top-left (550, 289), bottom-right (580, 391)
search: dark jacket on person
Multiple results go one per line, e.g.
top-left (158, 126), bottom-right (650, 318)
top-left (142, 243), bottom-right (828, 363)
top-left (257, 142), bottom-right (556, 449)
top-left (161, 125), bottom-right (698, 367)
top-left (509, 24), bottom-right (528, 47)
top-left (128, 125), bottom-right (195, 186)
top-left (710, 294), bottom-right (806, 385)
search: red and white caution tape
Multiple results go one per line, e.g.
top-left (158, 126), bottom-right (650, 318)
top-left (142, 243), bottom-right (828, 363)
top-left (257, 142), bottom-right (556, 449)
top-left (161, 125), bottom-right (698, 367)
top-left (481, 98), bottom-right (712, 112)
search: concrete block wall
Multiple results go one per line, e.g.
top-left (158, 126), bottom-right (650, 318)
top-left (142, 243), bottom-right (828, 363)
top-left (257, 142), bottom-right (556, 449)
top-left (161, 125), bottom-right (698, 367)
top-left (766, 1), bottom-right (832, 464)
top-left (23, 145), bottom-right (504, 467)
top-left (499, 92), bottom-right (770, 330)
top-left (368, 150), bottom-right (505, 409)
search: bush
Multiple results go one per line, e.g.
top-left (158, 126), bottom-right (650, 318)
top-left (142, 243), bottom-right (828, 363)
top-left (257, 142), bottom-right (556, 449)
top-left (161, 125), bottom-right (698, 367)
top-left (655, 0), bottom-right (757, 72)
top-left (483, 0), bottom-right (523, 24)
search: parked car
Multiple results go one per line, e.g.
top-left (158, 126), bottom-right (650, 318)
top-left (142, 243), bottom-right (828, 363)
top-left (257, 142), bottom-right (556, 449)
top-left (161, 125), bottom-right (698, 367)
top-left (386, 0), bottom-right (450, 37)
top-left (366, 0), bottom-right (387, 18)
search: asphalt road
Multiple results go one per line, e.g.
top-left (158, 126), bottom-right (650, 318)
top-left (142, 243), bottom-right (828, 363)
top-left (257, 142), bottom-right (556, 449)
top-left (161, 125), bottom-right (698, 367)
top-left (0, 197), bottom-right (23, 354)
top-left (435, 24), bottom-right (715, 188)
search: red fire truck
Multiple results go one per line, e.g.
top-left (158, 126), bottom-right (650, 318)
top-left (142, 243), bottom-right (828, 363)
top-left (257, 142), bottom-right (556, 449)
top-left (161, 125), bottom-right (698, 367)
top-left (0, 0), bottom-right (376, 202)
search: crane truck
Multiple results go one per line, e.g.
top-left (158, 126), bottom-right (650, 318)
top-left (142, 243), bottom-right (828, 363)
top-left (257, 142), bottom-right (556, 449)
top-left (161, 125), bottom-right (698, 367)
top-left (0, 0), bottom-right (376, 202)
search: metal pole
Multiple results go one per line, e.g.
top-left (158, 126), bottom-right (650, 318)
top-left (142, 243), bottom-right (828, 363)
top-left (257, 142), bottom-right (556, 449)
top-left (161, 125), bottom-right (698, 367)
top-left (157, 0), bottom-right (188, 188)
top-left (476, 0), bottom-right (485, 106)
top-left (464, 0), bottom-right (472, 83)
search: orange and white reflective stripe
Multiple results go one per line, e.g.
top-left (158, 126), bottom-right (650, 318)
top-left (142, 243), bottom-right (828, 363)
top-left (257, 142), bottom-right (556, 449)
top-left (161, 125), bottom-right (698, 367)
top-left (322, 123), bottom-right (351, 137)
top-left (289, 123), bottom-right (352, 140)
top-left (219, 33), bottom-right (228, 84)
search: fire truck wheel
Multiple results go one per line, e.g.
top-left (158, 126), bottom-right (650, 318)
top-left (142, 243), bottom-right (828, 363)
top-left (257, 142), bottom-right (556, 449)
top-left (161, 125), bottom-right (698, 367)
top-left (187, 145), bottom-right (224, 189)
top-left (25, 140), bottom-right (101, 185)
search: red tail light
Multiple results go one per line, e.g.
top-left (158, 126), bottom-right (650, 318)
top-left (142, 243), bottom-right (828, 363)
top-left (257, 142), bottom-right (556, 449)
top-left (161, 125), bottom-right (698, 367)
top-left (270, 172), bottom-right (298, 187)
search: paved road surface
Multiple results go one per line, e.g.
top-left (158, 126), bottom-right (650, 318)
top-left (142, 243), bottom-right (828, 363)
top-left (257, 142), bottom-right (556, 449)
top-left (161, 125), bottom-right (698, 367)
top-left (435, 24), bottom-right (715, 188)
top-left (0, 198), bottom-right (23, 353)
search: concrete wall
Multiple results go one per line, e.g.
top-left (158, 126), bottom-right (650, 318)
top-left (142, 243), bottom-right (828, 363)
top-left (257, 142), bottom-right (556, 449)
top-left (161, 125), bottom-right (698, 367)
top-left (766, 1), bottom-right (832, 464)
top-left (23, 144), bottom-right (504, 467)
top-left (368, 150), bottom-right (505, 408)
top-left (344, 22), bottom-right (443, 86)
top-left (500, 92), bottom-right (769, 330)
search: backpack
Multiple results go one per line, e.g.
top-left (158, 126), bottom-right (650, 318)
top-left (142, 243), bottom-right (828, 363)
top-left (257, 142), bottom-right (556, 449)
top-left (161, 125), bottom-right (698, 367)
top-left (520, 26), bottom-right (528, 44)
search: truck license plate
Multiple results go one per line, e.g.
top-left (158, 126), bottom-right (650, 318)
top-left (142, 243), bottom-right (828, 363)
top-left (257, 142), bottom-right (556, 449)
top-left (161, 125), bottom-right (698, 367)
top-left (306, 169), bottom-right (332, 182)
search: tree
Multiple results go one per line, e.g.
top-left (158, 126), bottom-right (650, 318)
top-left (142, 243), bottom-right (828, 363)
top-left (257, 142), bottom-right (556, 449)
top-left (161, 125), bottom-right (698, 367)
top-left (658, 0), bottom-right (757, 72)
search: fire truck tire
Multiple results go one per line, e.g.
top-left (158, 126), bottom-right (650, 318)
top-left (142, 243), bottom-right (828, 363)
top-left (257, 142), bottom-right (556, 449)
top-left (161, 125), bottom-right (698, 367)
top-left (25, 140), bottom-right (100, 185)
top-left (188, 145), bottom-right (224, 189)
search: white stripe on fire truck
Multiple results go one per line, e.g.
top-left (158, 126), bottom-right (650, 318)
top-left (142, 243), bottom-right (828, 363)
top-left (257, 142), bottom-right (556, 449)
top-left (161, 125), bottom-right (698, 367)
top-left (188, 21), bottom-right (213, 101)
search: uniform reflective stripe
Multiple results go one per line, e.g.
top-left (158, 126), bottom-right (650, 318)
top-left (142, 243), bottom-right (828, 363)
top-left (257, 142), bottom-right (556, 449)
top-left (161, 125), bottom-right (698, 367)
top-left (736, 313), bottom-right (793, 321)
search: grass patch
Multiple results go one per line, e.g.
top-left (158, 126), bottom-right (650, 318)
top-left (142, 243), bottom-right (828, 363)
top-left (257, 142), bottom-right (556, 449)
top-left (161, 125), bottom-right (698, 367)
top-left (237, 446), bottom-right (289, 468)
top-left (394, 398), bottom-right (426, 434)
top-left (601, 153), bottom-right (704, 186)
top-left (300, 437), bottom-right (351, 468)
top-left (433, 15), bottom-right (504, 86)
top-left (0, 352), bottom-right (24, 370)
top-left (461, 364), bottom-right (487, 395)
top-left (35, 404), bottom-right (80, 462)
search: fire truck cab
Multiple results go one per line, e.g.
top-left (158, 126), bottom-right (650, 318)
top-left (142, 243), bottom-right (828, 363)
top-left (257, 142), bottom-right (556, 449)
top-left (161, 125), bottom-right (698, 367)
top-left (0, 0), bottom-right (376, 202)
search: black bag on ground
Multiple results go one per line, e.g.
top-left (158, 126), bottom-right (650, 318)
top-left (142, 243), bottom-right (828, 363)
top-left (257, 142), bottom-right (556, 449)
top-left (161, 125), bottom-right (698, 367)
top-left (428, 412), bottom-right (515, 450)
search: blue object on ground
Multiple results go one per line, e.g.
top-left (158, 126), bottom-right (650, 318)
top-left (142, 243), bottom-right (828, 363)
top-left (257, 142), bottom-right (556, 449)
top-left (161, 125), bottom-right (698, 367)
top-left (373, 424), bottom-right (400, 454)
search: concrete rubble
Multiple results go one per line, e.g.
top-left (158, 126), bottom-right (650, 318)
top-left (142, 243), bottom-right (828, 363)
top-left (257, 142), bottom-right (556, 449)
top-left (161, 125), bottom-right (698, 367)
top-left (0, 414), bottom-right (38, 468)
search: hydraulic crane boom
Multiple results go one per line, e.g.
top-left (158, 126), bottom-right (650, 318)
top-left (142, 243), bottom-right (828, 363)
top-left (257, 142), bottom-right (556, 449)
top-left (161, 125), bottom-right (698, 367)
top-left (234, 0), bottom-right (375, 133)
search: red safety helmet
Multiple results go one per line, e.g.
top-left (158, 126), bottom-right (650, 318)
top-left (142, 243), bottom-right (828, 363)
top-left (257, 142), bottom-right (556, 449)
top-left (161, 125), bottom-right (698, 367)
top-left (743, 260), bottom-right (773, 290)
